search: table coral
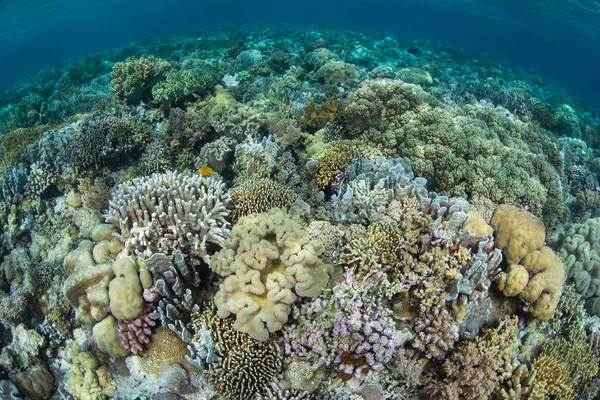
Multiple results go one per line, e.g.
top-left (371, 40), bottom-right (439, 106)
top-left (211, 208), bottom-right (333, 341)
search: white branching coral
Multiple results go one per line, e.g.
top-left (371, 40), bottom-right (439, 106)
top-left (105, 171), bottom-right (231, 265)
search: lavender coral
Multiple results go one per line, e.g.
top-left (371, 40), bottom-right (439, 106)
top-left (118, 309), bottom-right (156, 355)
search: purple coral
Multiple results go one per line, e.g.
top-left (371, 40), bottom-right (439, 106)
top-left (117, 309), bottom-right (156, 354)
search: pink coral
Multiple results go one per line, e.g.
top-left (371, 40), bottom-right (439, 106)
top-left (117, 309), bottom-right (156, 354)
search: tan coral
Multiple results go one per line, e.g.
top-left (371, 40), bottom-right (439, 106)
top-left (463, 210), bottom-right (493, 237)
top-left (212, 208), bottom-right (333, 341)
top-left (108, 258), bottom-right (144, 320)
top-left (62, 241), bottom-right (113, 326)
top-left (491, 205), bottom-right (545, 265)
top-left (519, 246), bottom-right (565, 320)
top-left (93, 315), bottom-right (129, 358)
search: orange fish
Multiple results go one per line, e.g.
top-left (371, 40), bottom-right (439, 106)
top-left (198, 166), bottom-right (214, 176)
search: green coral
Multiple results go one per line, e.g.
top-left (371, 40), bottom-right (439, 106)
top-left (342, 79), bottom-right (567, 228)
top-left (111, 56), bottom-right (171, 104)
top-left (151, 68), bottom-right (217, 106)
top-left (311, 140), bottom-right (381, 188)
top-left (0, 125), bottom-right (46, 172)
top-left (542, 328), bottom-right (599, 382)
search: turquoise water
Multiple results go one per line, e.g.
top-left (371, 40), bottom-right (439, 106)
top-left (1, 0), bottom-right (600, 105)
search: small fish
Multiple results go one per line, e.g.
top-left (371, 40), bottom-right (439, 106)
top-left (198, 166), bottom-right (214, 176)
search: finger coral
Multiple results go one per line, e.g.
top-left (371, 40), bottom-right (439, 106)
top-left (230, 177), bottom-right (297, 221)
top-left (105, 171), bottom-right (231, 265)
top-left (211, 208), bottom-right (333, 341)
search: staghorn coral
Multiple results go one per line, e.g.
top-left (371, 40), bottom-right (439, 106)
top-left (230, 177), bottom-right (297, 221)
top-left (105, 171), bottom-right (231, 265)
top-left (429, 316), bottom-right (519, 400)
top-left (309, 140), bottom-right (382, 188)
top-left (300, 96), bottom-right (341, 131)
top-left (111, 56), bottom-right (171, 104)
top-left (211, 208), bottom-right (333, 341)
top-left (541, 327), bottom-right (599, 383)
top-left (187, 306), bottom-right (282, 400)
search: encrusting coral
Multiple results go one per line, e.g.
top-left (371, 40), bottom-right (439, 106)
top-left (211, 208), bottom-right (333, 341)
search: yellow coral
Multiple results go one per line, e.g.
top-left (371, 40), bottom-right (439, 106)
top-left (311, 140), bottom-right (381, 188)
top-left (230, 178), bottom-right (297, 221)
top-left (67, 345), bottom-right (114, 400)
top-left (491, 204), bottom-right (545, 265)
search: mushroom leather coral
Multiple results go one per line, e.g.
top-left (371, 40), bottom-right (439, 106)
top-left (211, 208), bottom-right (333, 341)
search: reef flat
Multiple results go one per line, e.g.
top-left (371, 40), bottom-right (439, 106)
top-left (0, 27), bottom-right (599, 400)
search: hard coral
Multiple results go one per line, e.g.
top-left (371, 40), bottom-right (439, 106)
top-left (192, 306), bottom-right (282, 400)
top-left (211, 208), bottom-right (333, 341)
top-left (111, 56), bottom-right (171, 104)
top-left (230, 177), bottom-right (297, 221)
top-left (310, 140), bottom-right (381, 188)
top-left (117, 309), bottom-right (156, 355)
top-left (105, 171), bottom-right (231, 265)
top-left (493, 205), bottom-right (566, 320)
top-left (430, 316), bottom-right (519, 400)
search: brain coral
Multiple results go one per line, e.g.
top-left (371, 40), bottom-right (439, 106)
top-left (211, 208), bottom-right (333, 341)
top-left (557, 217), bottom-right (600, 315)
top-left (342, 79), bottom-right (567, 228)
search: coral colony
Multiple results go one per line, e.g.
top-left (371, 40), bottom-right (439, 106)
top-left (1, 26), bottom-right (600, 400)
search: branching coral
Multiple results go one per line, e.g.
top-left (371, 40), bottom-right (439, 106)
top-left (105, 171), bottom-right (231, 265)
top-left (111, 56), bottom-right (171, 104)
top-left (211, 208), bottom-right (333, 341)
top-left (429, 316), bottom-right (519, 400)
top-left (230, 177), bottom-right (297, 221)
top-left (283, 267), bottom-right (397, 383)
top-left (342, 79), bottom-right (567, 228)
top-left (187, 306), bottom-right (282, 400)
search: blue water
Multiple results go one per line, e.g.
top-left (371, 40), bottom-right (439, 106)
top-left (1, 0), bottom-right (599, 107)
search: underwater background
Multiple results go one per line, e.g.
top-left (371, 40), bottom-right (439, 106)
top-left (2, 0), bottom-right (600, 107)
top-left (1, 0), bottom-right (600, 399)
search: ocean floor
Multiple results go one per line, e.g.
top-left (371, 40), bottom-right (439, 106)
top-left (0, 26), bottom-right (600, 400)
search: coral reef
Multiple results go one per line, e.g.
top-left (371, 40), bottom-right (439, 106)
top-left (1, 26), bottom-right (599, 400)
